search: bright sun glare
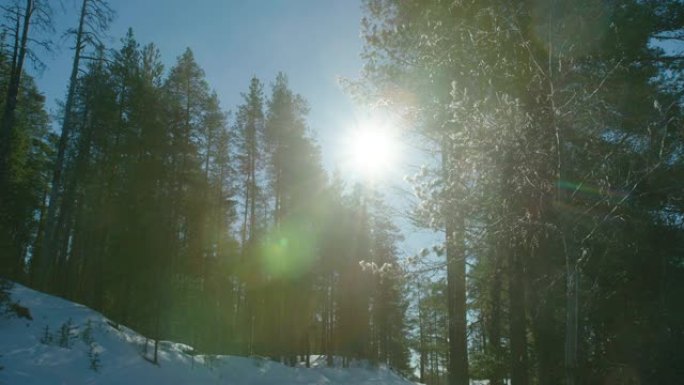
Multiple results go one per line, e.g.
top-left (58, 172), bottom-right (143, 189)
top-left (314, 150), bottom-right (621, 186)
top-left (344, 119), bottom-right (399, 180)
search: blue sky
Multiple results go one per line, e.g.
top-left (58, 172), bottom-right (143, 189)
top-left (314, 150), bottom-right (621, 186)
top-left (31, 0), bottom-right (439, 258)
top-left (40, 0), bottom-right (364, 171)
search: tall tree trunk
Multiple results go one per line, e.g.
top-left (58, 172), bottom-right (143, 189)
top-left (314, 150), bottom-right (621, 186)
top-left (40, 0), bottom-right (88, 290)
top-left (240, 177), bottom-right (249, 246)
top-left (564, 247), bottom-right (579, 385)
top-left (326, 273), bottom-right (334, 367)
top-left (528, 233), bottom-right (562, 385)
top-left (321, 282), bottom-right (329, 363)
top-left (418, 291), bottom-right (426, 383)
top-left (62, 106), bottom-right (93, 300)
top-left (0, 4), bottom-right (33, 280)
top-left (442, 141), bottom-right (468, 385)
top-left (30, 187), bottom-right (49, 283)
top-left (509, 247), bottom-right (529, 385)
top-left (531, 291), bottom-right (558, 385)
top-left (488, 246), bottom-right (503, 385)
top-left (445, 216), bottom-right (468, 385)
top-left (54, 196), bottom-right (75, 294)
top-left (0, 0), bottom-right (32, 186)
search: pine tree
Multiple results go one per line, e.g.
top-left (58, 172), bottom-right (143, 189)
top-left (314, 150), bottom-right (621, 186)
top-left (366, 191), bottom-right (410, 373)
top-left (39, 0), bottom-right (113, 292)
top-left (232, 76), bottom-right (265, 354)
top-left (0, 0), bottom-right (53, 281)
top-left (360, 1), bottom-right (684, 385)
top-left (0, 55), bottom-right (51, 280)
top-left (0, 0), bottom-right (52, 192)
top-left (261, 73), bottom-right (327, 364)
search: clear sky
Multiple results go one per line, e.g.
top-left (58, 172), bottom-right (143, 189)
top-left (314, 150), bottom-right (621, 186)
top-left (32, 0), bottom-right (439, 258)
top-left (39, 0), bottom-right (363, 171)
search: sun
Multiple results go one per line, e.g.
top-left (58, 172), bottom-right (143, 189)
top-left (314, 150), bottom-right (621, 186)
top-left (343, 118), bottom-right (399, 180)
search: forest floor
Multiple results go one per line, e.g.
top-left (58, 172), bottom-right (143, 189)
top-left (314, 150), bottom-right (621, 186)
top-left (0, 282), bottom-right (415, 385)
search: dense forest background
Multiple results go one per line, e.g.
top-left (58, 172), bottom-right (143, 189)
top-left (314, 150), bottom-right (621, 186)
top-left (1, 1), bottom-right (684, 385)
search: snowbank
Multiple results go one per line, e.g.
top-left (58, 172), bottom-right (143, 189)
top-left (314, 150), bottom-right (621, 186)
top-left (0, 282), bottom-right (415, 384)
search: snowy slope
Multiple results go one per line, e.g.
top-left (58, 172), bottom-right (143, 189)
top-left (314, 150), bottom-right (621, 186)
top-left (0, 282), bottom-right (416, 385)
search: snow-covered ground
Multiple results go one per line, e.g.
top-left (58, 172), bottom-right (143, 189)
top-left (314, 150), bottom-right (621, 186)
top-left (0, 282), bottom-right (416, 384)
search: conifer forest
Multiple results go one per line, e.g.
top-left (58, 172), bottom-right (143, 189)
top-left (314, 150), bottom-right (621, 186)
top-left (0, 1), bottom-right (683, 384)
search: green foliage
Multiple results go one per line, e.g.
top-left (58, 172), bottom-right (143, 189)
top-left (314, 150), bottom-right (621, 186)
top-left (2, 3), bottom-right (682, 385)
top-left (88, 343), bottom-right (101, 372)
top-left (40, 325), bottom-right (51, 345)
top-left (0, 47), bottom-right (52, 280)
top-left (360, 0), bottom-right (684, 384)
top-left (0, 279), bottom-right (13, 315)
top-left (0, 12), bottom-right (410, 376)
top-left (58, 318), bottom-right (76, 348)
top-left (39, 319), bottom-right (102, 371)
top-left (81, 320), bottom-right (94, 346)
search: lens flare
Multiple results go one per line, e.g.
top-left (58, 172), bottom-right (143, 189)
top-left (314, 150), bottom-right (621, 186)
top-left (342, 118), bottom-right (400, 180)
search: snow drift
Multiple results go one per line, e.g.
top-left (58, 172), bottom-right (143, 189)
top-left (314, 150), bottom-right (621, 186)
top-left (0, 282), bottom-right (415, 384)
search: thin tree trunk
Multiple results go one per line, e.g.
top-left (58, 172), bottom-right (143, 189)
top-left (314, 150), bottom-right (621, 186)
top-left (488, 246), bottom-right (503, 385)
top-left (327, 273), bottom-right (334, 367)
top-left (564, 247), bottom-right (579, 385)
top-left (433, 307), bottom-right (439, 382)
top-left (29, 186), bottom-right (49, 281)
top-left (40, 0), bottom-right (88, 290)
top-left (509, 247), bottom-right (529, 385)
top-left (241, 178), bottom-right (249, 246)
top-left (63, 106), bottom-right (93, 300)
